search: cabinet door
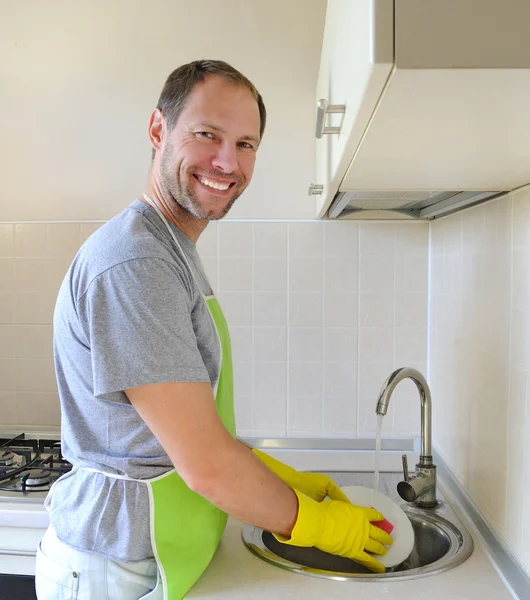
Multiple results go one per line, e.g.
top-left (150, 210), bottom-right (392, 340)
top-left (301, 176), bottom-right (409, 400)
top-left (314, 0), bottom-right (394, 217)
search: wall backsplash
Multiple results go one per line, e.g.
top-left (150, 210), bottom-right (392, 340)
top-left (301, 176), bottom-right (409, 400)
top-left (429, 185), bottom-right (530, 576)
top-left (0, 218), bottom-right (428, 438)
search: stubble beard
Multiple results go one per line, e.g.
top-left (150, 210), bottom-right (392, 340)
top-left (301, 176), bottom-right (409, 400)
top-left (160, 143), bottom-right (243, 221)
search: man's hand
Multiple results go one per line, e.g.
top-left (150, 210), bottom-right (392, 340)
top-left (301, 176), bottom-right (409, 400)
top-left (252, 448), bottom-right (350, 503)
top-left (275, 490), bottom-right (393, 573)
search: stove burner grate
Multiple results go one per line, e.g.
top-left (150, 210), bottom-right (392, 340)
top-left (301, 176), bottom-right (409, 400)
top-left (0, 450), bottom-right (15, 466)
top-left (22, 469), bottom-right (53, 487)
top-left (0, 433), bottom-right (72, 495)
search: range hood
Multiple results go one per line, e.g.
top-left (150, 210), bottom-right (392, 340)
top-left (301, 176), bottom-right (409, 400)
top-left (316, 0), bottom-right (530, 221)
top-left (328, 190), bottom-right (505, 220)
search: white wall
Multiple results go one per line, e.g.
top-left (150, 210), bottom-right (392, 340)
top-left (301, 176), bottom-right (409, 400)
top-left (429, 185), bottom-right (530, 575)
top-left (0, 0), bottom-right (325, 220)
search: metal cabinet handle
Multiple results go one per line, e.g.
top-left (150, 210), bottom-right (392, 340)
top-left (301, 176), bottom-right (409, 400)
top-left (308, 184), bottom-right (324, 196)
top-left (315, 98), bottom-right (346, 139)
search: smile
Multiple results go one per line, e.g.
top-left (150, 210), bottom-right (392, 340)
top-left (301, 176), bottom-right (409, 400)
top-left (194, 175), bottom-right (234, 192)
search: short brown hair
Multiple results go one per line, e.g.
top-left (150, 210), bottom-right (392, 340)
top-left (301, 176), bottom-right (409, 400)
top-left (153, 59), bottom-right (266, 156)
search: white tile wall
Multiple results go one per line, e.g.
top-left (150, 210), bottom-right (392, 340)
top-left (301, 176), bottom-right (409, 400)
top-left (429, 186), bottom-right (530, 576)
top-left (0, 222), bottom-right (102, 427)
top-left (199, 220), bottom-right (428, 438)
top-left (0, 218), bottom-right (428, 437)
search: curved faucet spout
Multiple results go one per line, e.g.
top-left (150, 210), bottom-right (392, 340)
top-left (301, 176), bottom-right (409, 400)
top-left (376, 367), bottom-right (432, 462)
top-left (375, 367), bottom-right (437, 508)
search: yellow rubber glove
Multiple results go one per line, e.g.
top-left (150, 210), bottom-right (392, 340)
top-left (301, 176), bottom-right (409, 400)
top-left (275, 489), bottom-right (392, 573)
top-left (252, 448), bottom-right (350, 503)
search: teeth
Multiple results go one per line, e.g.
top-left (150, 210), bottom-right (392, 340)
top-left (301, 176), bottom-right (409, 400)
top-left (198, 176), bottom-right (230, 191)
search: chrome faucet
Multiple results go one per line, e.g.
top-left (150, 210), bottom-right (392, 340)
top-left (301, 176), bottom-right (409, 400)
top-left (376, 367), bottom-right (438, 508)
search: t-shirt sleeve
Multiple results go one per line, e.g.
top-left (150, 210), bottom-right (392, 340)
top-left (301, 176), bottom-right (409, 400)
top-left (78, 257), bottom-right (211, 399)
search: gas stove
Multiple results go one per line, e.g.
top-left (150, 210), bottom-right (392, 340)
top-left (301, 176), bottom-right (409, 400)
top-left (0, 432), bottom-right (72, 502)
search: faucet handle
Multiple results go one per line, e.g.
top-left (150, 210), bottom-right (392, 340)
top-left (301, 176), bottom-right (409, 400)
top-left (402, 454), bottom-right (409, 481)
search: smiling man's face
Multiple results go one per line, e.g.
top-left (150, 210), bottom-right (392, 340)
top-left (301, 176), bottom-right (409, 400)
top-left (159, 75), bottom-right (261, 221)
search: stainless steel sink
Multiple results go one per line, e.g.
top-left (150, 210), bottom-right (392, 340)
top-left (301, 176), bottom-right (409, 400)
top-left (241, 471), bottom-right (474, 581)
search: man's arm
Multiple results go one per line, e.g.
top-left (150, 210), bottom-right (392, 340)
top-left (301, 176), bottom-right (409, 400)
top-left (126, 381), bottom-right (298, 537)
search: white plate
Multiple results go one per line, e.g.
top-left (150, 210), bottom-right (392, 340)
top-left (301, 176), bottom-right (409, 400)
top-left (341, 485), bottom-right (415, 568)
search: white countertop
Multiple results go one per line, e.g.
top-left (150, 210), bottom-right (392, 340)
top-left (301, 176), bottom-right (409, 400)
top-left (187, 449), bottom-right (515, 600)
top-left (188, 516), bottom-right (513, 600)
top-left (0, 446), bottom-right (518, 597)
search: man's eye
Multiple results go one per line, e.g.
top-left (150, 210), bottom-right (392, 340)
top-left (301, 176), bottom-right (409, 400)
top-left (198, 132), bottom-right (215, 139)
top-left (238, 142), bottom-right (255, 150)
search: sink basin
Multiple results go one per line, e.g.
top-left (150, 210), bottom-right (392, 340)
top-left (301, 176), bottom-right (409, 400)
top-left (241, 471), bottom-right (474, 581)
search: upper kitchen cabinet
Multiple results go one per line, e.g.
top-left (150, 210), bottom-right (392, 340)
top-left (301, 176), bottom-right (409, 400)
top-left (314, 0), bottom-right (530, 221)
top-left (313, 0), bottom-right (393, 217)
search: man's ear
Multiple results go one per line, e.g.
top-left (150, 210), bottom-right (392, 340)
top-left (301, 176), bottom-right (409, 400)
top-left (148, 108), bottom-right (165, 154)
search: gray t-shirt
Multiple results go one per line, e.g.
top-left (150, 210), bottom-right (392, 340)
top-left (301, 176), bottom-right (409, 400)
top-left (47, 199), bottom-right (221, 562)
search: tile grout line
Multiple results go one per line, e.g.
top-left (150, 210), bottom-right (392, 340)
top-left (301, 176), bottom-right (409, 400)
top-left (11, 227), bottom-right (20, 428)
top-left (392, 224), bottom-right (397, 432)
top-left (356, 224), bottom-right (361, 438)
top-left (426, 218), bottom-right (432, 391)
top-left (251, 223), bottom-right (256, 434)
top-left (286, 224), bottom-right (290, 437)
top-left (504, 195), bottom-right (514, 538)
top-left (0, 219), bottom-right (431, 225)
top-left (321, 223), bottom-right (325, 437)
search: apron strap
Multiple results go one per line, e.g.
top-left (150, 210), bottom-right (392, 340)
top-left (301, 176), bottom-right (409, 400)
top-left (80, 466), bottom-right (139, 481)
top-left (78, 466), bottom-right (177, 483)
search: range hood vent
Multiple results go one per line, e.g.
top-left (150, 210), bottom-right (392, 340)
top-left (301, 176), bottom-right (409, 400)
top-left (327, 189), bottom-right (505, 220)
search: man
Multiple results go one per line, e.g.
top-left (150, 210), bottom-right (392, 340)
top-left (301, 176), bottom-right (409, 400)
top-left (35, 60), bottom-right (392, 600)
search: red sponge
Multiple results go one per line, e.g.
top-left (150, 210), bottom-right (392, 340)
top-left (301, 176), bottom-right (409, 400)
top-left (370, 509), bottom-right (394, 535)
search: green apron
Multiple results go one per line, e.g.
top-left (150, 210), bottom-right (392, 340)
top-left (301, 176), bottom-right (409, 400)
top-left (141, 194), bottom-right (236, 598)
top-left (147, 295), bottom-right (236, 599)
top-left (148, 298), bottom-right (236, 600)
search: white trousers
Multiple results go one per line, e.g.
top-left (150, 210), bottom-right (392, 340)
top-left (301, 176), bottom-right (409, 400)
top-left (35, 526), bottom-right (163, 600)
